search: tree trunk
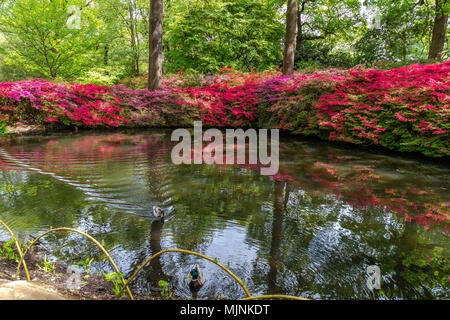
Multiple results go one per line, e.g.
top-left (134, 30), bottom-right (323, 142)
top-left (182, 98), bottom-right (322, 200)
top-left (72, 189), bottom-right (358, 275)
top-left (428, 0), bottom-right (448, 61)
top-left (283, 0), bottom-right (298, 75)
top-left (104, 44), bottom-right (109, 65)
top-left (129, 1), bottom-right (140, 77)
top-left (129, 19), bottom-right (137, 76)
top-left (148, 0), bottom-right (163, 90)
top-left (296, 0), bottom-right (308, 52)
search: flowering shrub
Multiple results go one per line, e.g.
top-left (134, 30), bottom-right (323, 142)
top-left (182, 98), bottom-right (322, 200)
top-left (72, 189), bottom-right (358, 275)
top-left (312, 63), bottom-right (450, 157)
top-left (0, 62), bottom-right (449, 157)
top-left (260, 62), bottom-right (450, 157)
top-left (110, 84), bottom-right (201, 127)
top-left (0, 79), bottom-right (128, 128)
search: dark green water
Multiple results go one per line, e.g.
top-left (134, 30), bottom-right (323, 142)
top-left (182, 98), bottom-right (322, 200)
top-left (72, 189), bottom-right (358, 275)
top-left (0, 131), bottom-right (448, 299)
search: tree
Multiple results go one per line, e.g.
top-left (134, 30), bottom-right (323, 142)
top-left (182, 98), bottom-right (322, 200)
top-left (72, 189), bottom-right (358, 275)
top-left (283, 0), bottom-right (298, 74)
top-left (357, 0), bottom-right (449, 65)
top-left (294, 0), bottom-right (362, 69)
top-left (101, 0), bottom-right (149, 77)
top-left (164, 0), bottom-right (284, 73)
top-left (295, 0), bottom-right (362, 50)
top-left (428, 0), bottom-right (449, 60)
top-left (355, 2), bottom-right (415, 65)
top-left (0, 0), bottom-right (100, 79)
top-left (148, 0), bottom-right (163, 90)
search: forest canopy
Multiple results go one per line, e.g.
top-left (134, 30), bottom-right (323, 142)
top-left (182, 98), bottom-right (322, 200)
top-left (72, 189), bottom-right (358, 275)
top-left (0, 0), bottom-right (448, 83)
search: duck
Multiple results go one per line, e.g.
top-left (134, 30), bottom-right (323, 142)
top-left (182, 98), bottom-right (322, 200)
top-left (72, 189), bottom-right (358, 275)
top-left (186, 264), bottom-right (205, 291)
top-left (153, 206), bottom-right (165, 219)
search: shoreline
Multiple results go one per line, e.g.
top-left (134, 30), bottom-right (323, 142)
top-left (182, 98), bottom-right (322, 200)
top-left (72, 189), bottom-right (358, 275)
top-left (0, 240), bottom-right (176, 300)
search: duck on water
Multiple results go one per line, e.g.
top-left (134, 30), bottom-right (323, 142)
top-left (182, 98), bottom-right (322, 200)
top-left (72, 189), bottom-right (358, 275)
top-left (153, 206), bottom-right (165, 219)
top-left (187, 264), bottom-right (205, 291)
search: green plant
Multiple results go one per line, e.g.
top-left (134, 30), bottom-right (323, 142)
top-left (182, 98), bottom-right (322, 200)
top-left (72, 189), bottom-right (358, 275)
top-left (76, 67), bottom-right (124, 86)
top-left (36, 255), bottom-right (56, 273)
top-left (76, 256), bottom-right (94, 274)
top-left (105, 272), bottom-right (126, 297)
top-left (0, 239), bottom-right (19, 262)
top-left (158, 280), bottom-right (173, 298)
top-left (0, 120), bottom-right (7, 134)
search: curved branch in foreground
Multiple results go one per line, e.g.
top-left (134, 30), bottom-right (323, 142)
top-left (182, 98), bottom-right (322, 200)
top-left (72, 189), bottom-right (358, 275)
top-left (15, 227), bottom-right (134, 300)
top-left (118, 248), bottom-right (252, 298)
top-left (0, 219), bottom-right (30, 281)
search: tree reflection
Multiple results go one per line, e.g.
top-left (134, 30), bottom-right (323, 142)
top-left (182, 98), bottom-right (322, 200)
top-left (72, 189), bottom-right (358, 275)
top-left (268, 180), bottom-right (285, 294)
top-left (147, 219), bottom-right (166, 289)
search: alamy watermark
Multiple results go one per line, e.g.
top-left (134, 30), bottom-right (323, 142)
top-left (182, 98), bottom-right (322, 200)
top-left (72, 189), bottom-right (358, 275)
top-left (171, 121), bottom-right (279, 176)
top-left (66, 5), bottom-right (81, 29)
top-left (66, 265), bottom-right (81, 290)
top-left (366, 265), bottom-right (381, 290)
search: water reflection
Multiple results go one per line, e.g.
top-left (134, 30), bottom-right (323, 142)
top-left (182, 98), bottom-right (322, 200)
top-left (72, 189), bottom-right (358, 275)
top-left (148, 220), bottom-right (166, 291)
top-left (268, 180), bottom-right (285, 294)
top-left (0, 131), bottom-right (448, 299)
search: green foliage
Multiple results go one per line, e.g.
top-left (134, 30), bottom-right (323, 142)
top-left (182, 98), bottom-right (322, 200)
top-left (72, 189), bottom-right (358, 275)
top-left (0, 239), bottom-right (19, 262)
top-left (0, 0), bottom-right (103, 79)
top-left (295, 41), bottom-right (355, 70)
top-left (0, 0), bottom-right (447, 79)
top-left (36, 255), bottom-right (56, 273)
top-left (76, 256), bottom-right (94, 274)
top-left (105, 272), bottom-right (126, 297)
top-left (0, 49), bottom-right (45, 82)
top-left (401, 245), bottom-right (450, 294)
top-left (0, 120), bottom-right (6, 134)
top-left (158, 280), bottom-right (173, 298)
top-left (75, 67), bottom-right (125, 86)
top-left (96, 0), bottom-right (149, 77)
top-left (0, 120), bottom-right (8, 134)
top-left (354, 0), bottom-right (439, 65)
top-left (292, 0), bottom-right (362, 70)
top-left (164, 0), bottom-right (284, 73)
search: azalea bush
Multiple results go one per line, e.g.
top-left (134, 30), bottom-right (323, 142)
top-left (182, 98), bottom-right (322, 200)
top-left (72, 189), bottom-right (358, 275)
top-left (0, 62), bottom-right (448, 158)
top-left (0, 79), bottom-right (129, 128)
top-left (260, 62), bottom-right (450, 157)
top-left (110, 84), bottom-right (200, 127)
top-left (311, 63), bottom-right (450, 157)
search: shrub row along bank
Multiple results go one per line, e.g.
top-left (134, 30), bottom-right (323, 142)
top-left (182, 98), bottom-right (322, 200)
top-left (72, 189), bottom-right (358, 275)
top-left (0, 62), bottom-right (449, 157)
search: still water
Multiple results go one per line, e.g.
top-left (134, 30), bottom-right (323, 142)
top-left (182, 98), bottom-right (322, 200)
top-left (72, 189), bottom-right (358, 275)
top-left (0, 130), bottom-right (448, 299)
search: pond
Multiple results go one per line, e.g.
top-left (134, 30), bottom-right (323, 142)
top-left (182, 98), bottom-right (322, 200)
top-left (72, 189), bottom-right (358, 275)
top-left (0, 130), bottom-right (448, 299)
